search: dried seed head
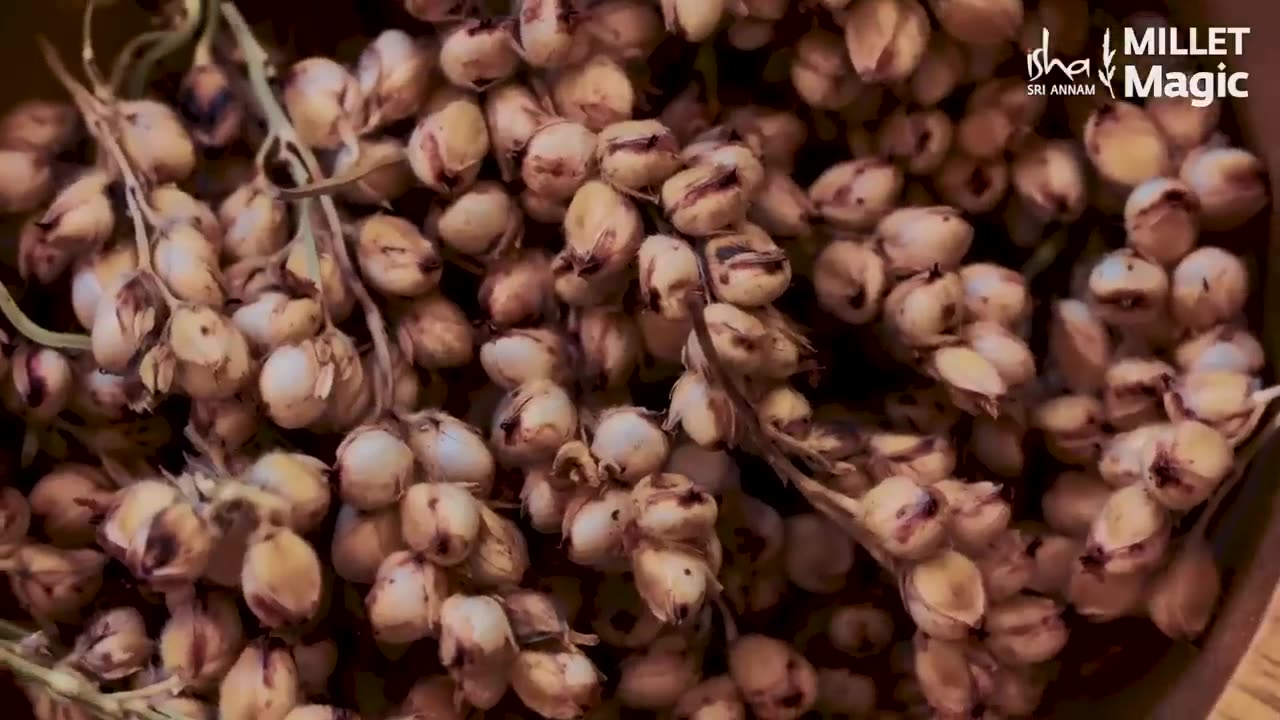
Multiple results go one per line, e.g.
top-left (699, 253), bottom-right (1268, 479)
top-left (70, 243), bottom-right (137, 331)
top-left (843, 0), bottom-right (932, 82)
top-left (931, 0), bottom-right (1023, 44)
top-left (1084, 102), bottom-right (1170, 188)
top-left (812, 236), bottom-right (887, 325)
top-left (581, 0), bottom-right (663, 60)
top-left (725, 107), bottom-right (807, 172)
top-left (366, 550), bottom-right (450, 644)
top-left (516, 0), bottom-right (582, 67)
top-left (783, 513), bottom-right (855, 594)
top-left (878, 108), bottom-right (953, 176)
top-left (438, 594), bottom-right (518, 708)
top-left (616, 636), bottom-right (701, 709)
top-left (597, 119), bottom-right (682, 195)
top-left (160, 591), bottom-right (244, 688)
top-left (661, 163), bottom-right (751, 237)
top-left (117, 99), bottom-right (197, 182)
top-left (808, 158), bottom-right (903, 231)
top-left (512, 648), bottom-right (603, 720)
top-left (1049, 298), bottom-right (1111, 394)
top-left (935, 479), bottom-right (1011, 550)
top-left (631, 472), bottom-right (717, 543)
top-left (926, 344), bottom-right (1008, 417)
top-left (973, 526), bottom-right (1036, 601)
top-left (408, 98), bottom-right (490, 195)
top-left (878, 205), bottom-right (973, 278)
top-left (1099, 356), bottom-right (1171, 430)
top-left (233, 290), bottom-right (324, 352)
top-left (901, 549), bottom-right (986, 639)
top-left (661, 0), bottom-right (727, 41)
top-left (728, 634), bottom-right (818, 720)
top-left (358, 29), bottom-right (435, 125)
top-left (20, 170), bottom-right (114, 284)
top-left (1025, 531), bottom-right (1082, 597)
top-left (704, 224), bottom-right (792, 308)
top-left (399, 676), bottom-right (463, 719)
top-left (1085, 485), bottom-right (1170, 575)
top-left (334, 136), bottom-right (414, 206)
top-left (1043, 470), bottom-right (1111, 538)
top-left (3, 345), bottom-right (72, 421)
top-left (404, 410), bottom-right (495, 494)
top-left (122, 498), bottom-right (213, 591)
top-left (860, 475), bottom-right (947, 559)
top-left (283, 58), bottom-right (365, 150)
top-left (827, 604), bottom-right (895, 658)
top-left (433, 180), bottom-right (523, 258)
top-left (9, 544), bottom-right (106, 623)
top-left (397, 293), bottom-right (474, 370)
top-left (97, 479), bottom-right (179, 562)
top-left (727, 17), bottom-right (775, 51)
top-left (552, 55), bottom-right (635, 131)
top-left (1141, 419), bottom-right (1233, 510)
top-left (522, 120), bottom-right (599, 200)
top-left (464, 505), bottom-right (530, 588)
top-left (587, 407), bottom-right (668, 484)
top-left (492, 379), bottom-right (579, 466)
top-left (0, 99), bottom-right (77, 156)
top-left (200, 483), bottom-right (292, 588)
top-left (576, 306), bottom-right (643, 389)
top-left (791, 28), bottom-right (864, 110)
top-left (440, 20), bottom-right (518, 91)
top-left (167, 305), bottom-right (253, 401)
top-left (666, 370), bottom-right (736, 448)
top-left (219, 641), bottom-right (301, 720)
top-left (479, 250), bottom-right (551, 327)
top-left (356, 214), bottom-right (442, 298)
top-left (331, 505), bottom-right (405, 584)
top-left (0, 148), bottom-right (52, 214)
top-left (1169, 246), bottom-right (1249, 331)
top-left (1087, 248), bottom-right (1170, 327)
top-left (748, 170), bottom-right (815, 238)
top-left (1034, 394), bottom-right (1105, 466)
top-left (221, 176), bottom-right (289, 263)
top-left (683, 302), bottom-right (769, 376)
top-left (756, 384), bottom-right (813, 442)
top-left (337, 424), bottom-right (415, 510)
top-left (1066, 554), bottom-right (1147, 622)
top-left (884, 270), bottom-right (964, 348)
top-left (674, 675), bottom-right (746, 720)
top-left (638, 234), bottom-right (701, 320)
top-left (179, 63), bottom-right (243, 148)
top-left (521, 468), bottom-right (572, 533)
top-left (244, 451), bottom-right (331, 533)
top-left (867, 431), bottom-right (956, 485)
top-left (73, 606), bottom-right (152, 681)
top-left (564, 488), bottom-right (633, 567)
top-left (28, 464), bottom-right (111, 547)
top-left (399, 482), bottom-right (481, 565)
top-left (910, 634), bottom-right (980, 717)
top-left (1146, 538), bottom-right (1221, 640)
top-left (935, 153), bottom-right (1009, 214)
top-left (1123, 178), bottom-right (1199, 267)
top-left (241, 525), bottom-right (324, 629)
top-left (479, 326), bottom-right (573, 390)
top-left (151, 224), bottom-right (224, 307)
top-left (1179, 146), bottom-right (1268, 231)
top-left (555, 180), bottom-right (644, 303)
top-left (1099, 423), bottom-right (1171, 488)
top-left (907, 34), bottom-right (964, 106)
top-left (631, 539), bottom-right (714, 624)
top-left (964, 321), bottom-right (1036, 389)
top-left (1168, 332), bottom-right (1248, 384)
top-left (1145, 96), bottom-right (1219, 155)
top-left (1010, 139), bottom-right (1087, 223)
top-left (485, 83), bottom-right (555, 178)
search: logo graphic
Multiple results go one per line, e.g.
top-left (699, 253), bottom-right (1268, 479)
top-left (1026, 26), bottom-right (1251, 107)
top-left (1098, 30), bottom-right (1117, 99)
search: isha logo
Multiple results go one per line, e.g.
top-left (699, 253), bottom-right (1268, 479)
top-left (1026, 28), bottom-right (1116, 98)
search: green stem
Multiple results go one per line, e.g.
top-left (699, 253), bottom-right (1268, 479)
top-left (125, 0), bottom-right (204, 98)
top-left (222, 1), bottom-right (395, 415)
top-left (0, 284), bottom-right (90, 351)
top-left (0, 645), bottom-right (189, 720)
top-left (193, 0), bottom-right (220, 65)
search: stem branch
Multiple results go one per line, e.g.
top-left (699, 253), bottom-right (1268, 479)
top-left (222, 2), bottom-right (394, 415)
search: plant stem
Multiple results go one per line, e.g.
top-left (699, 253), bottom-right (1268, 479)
top-left (0, 283), bottom-right (90, 351)
top-left (222, 1), bottom-right (395, 415)
top-left (0, 645), bottom-right (190, 720)
top-left (126, 0), bottom-right (205, 98)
